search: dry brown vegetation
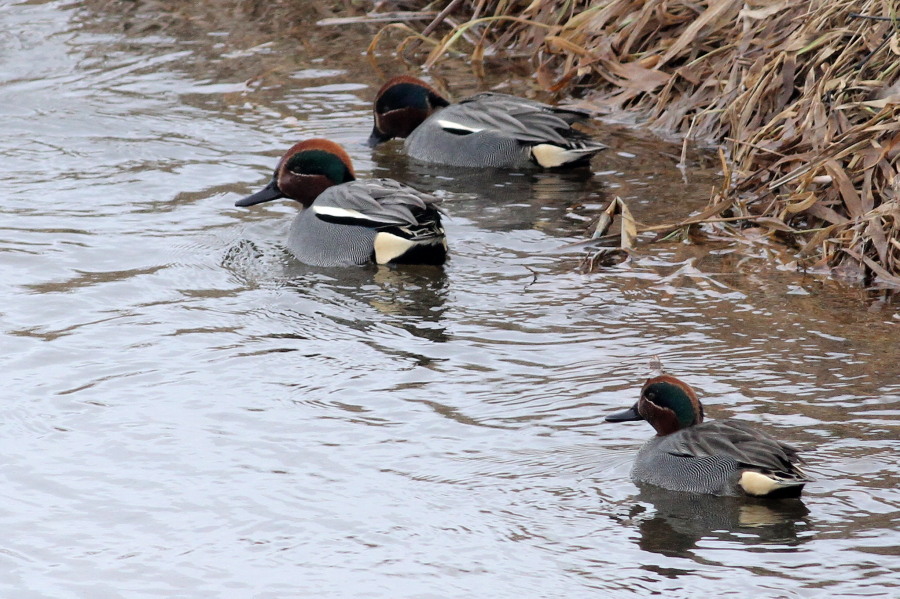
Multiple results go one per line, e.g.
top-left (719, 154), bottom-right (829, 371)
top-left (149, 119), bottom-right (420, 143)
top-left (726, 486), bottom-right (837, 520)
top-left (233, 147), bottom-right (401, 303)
top-left (371, 0), bottom-right (900, 287)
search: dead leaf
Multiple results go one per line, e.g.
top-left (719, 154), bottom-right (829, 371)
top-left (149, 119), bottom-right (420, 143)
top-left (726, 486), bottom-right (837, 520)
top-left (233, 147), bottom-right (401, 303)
top-left (602, 60), bottom-right (670, 92)
top-left (754, 216), bottom-right (795, 232)
top-left (617, 197), bottom-right (637, 249)
top-left (660, 0), bottom-right (741, 66)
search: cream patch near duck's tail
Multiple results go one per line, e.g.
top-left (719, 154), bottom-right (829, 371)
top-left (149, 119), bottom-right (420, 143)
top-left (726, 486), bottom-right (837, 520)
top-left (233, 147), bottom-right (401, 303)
top-left (373, 232), bottom-right (415, 264)
top-left (530, 144), bottom-right (598, 168)
top-left (739, 470), bottom-right (806, 497)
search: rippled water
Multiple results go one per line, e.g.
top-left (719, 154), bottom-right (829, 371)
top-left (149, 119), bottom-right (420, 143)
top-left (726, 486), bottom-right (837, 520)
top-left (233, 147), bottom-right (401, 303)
top-left (1, 1), bottom-right (898, 597)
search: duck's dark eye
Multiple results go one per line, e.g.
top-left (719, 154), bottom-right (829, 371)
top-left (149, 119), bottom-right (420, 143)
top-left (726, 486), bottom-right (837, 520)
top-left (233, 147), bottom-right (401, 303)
top-left (647, 391), bottom-right (656, 400)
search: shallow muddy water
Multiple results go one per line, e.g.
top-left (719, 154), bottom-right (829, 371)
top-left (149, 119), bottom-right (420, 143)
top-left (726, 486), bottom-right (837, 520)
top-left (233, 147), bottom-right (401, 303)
top-left (1, 1), bottom-right (898, 597)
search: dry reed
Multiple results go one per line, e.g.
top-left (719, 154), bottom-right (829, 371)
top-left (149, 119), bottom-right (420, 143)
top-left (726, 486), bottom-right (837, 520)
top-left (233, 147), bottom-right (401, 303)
top-left (377, 0), bottom-right (900, 286)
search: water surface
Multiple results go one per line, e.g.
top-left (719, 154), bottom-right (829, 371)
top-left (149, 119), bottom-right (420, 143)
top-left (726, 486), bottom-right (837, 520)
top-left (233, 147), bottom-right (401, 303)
top-left (1, 1), bottom-right (898, 597)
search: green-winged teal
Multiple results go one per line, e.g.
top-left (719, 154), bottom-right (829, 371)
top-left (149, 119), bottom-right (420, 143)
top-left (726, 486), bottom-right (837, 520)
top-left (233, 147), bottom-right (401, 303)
top-left (606, 370), bottom-right (812, 498)
top-left (235, 139), bottom-right (447, 267)
top-left (368, 75), bottom-right (607, 169)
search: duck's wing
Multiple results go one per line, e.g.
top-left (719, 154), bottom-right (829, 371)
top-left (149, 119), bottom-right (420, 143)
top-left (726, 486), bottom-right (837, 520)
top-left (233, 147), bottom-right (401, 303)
top-left (464, 92), bottom-right (594, 124)
top-left (310, 179), bottom-right (441, 229)
top-left (659, 420), bottom-right (811, 481)
top-left (434, 94), bottom-right (595, 146)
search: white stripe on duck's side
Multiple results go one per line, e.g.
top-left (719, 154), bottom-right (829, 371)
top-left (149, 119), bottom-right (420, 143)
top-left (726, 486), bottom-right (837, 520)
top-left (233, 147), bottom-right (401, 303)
top-left (311, 205), bottom-right (392, 228)
top-left (311, 205), bottom-right (370, 220)
top-left (373, 232), bottom-right (415, 264)
top-left (436, 119), bottom-right (484, 134)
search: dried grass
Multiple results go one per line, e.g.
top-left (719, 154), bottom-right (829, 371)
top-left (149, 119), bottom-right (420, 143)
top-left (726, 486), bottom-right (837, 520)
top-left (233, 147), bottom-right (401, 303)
top-left (381, 0), bottom-right (900, 286)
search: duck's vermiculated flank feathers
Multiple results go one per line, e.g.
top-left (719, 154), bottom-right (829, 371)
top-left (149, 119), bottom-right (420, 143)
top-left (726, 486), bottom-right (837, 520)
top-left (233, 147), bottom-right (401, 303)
top-left (659, 419), bottom-right (811, 497)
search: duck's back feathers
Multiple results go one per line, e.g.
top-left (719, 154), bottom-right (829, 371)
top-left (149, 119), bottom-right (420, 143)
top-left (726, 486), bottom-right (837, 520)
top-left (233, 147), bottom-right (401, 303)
top-left (310, 179), bottom-right (440, 229)
top-left (438, 93), bottom-right (592, 146)
top-left (462, 92), bottom-right (593, 130)
top-left (662, 420), bottom-right (805, 471)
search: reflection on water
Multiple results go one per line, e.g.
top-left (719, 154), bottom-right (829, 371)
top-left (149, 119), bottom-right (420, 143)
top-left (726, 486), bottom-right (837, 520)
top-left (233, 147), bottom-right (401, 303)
top-left (631, 485), bottom-right (810, 559)
top-left (282, 263), bottom-right (451, 346)
top-left (372, 146), bottom-right (607, 235)
top-left (0, 1), bottom-right (898, 597)
top-left (224, 238), bottom-right (451, 344)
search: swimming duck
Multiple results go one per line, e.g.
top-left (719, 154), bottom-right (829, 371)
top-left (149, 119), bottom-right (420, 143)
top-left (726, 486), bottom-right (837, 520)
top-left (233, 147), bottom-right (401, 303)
top-left (368, 75), bottom-right (607, 169)
top-left (606, 371), bottom-right (812, 498)
top-left (235, 139), bottom-right (447, 267)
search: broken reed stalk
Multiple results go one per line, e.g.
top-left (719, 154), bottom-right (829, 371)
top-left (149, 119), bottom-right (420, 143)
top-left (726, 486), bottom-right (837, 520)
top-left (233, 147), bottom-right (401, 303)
top-left (401, 0), bottom-right (464, 56)
top-left (385, 0), bottom-right (900, 287)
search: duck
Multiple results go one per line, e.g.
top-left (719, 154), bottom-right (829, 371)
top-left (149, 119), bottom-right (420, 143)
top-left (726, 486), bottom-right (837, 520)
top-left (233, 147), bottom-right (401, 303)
top-left (235, 139), bottom-right (447, 267)
top-left (368, 75), bottom-right (607, 169)
top-left (606, 367), bottom-right (812, 498)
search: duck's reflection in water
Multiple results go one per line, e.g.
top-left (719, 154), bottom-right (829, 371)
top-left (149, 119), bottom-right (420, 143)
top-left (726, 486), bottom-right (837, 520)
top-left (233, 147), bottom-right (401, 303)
top-left (371, 146), bottom-right (607, 234)
top-left (280, 259), bottom-right (451, 346)
top-left (630, 484), bottom-right (810, 558)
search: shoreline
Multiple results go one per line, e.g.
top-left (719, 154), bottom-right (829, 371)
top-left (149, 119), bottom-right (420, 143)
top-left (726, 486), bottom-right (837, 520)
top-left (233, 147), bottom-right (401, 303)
top-left (370, 1), bottom-right (900, 288)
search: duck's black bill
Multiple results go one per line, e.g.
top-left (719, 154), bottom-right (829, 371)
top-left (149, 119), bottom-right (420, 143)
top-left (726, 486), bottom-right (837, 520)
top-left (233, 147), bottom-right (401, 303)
top-left (367, 125), bottom-right (391, 148)
top-left (235, 178), bottom-right (283, 207)
top-left (605, 404), bottom-right (643, 422)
